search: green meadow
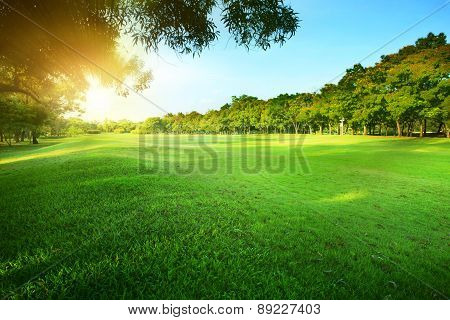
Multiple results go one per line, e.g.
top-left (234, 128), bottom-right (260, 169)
top-left (0, 134), bottom-right (449, 299)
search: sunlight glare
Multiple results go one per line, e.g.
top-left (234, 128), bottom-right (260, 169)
top-left (83, 77), bottom-right (112, 120)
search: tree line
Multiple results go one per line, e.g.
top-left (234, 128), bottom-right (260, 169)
top-left (136, 33), bottom-right (449, 138)
top-left (1, 32), bottom-right (449, 144)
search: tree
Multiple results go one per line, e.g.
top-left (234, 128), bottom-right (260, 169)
top-left (383, 36), bottom-right (449, 136)
top-left (0, 2), bottom-right (152, 105)
top-left (0, 96), bottom-right (48, 144)
top-left (319, 84), bottom-right (340, 135)
top-left (140, 117), bottom-right (163, 134)
top-left (415, 32), bottom-right (447, 50)
top-left (286, 99), bottom-right (302, 134)
top-left (286, 93), bottom-right (314, 134)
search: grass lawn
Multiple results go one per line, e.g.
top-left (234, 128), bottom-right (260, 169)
top-left (0, 134), bottom-right (449, 299)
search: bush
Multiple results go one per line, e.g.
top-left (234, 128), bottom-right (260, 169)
top-left (87, 129), bottom-right (101, 134)
top-left (66, 126), bottom-right (84, 137)
top-left (131, 127), bottom-right (146, 134)
top-left (114, 128), bottom-right (125, 134)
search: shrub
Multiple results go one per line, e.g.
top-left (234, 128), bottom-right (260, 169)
top-left (66, 126), bottom-right (84, 136)
top-left (87, 129), bottom-right (101, 134)
top-left (114, 128), bottom-right (125, 134)
top-left (131, 127), bottom-right (146, 134)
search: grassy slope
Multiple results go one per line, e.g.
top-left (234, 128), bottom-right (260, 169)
top-left (0, 134), bottom-right (449, 299)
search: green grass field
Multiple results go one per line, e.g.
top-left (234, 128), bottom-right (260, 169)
top-left (0, 134), bottom-right (449, 299)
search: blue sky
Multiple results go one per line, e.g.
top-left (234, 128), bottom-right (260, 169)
top-left (81, 0), bottom-right (450, 121)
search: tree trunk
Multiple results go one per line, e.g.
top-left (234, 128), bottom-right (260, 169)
top-left (6, 133), bottom-right (12, 146)
top-left (363, 125), bottom-right (367, 136)
top-left (420, 122), bottom-right (423, 137)
top-left (329, 124), bottom-right (332, 135)
top-left (444, 124), bottom-right (449, 138)
top-left (319, 125), bottom-right (323, 135)
top-left (436, 122), bottom-right (443, 134)
top-left (21, 130), bottom-right (25, 142)
top-left (396, 121), bottom-right (402, 137)
top-left (32, 130), bottom-right (39, 144)
top-left (423, 119), bottom-right (427, 137)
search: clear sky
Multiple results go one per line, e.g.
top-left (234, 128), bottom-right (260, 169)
top-left (81, 0), bottom-right (450, 122)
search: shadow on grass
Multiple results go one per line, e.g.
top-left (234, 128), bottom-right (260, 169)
top-left (0, 140), bottom-right (62, 153)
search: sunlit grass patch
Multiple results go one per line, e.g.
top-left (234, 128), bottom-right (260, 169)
top-left (320, 190), bottom-right (369, 203)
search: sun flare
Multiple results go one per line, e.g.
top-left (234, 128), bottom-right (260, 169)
top-left (84, 77), bottom-right (112, 118)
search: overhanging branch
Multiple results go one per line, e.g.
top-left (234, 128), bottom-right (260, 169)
top-left (0, 83), bottom-right (42, 103)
